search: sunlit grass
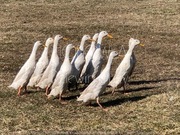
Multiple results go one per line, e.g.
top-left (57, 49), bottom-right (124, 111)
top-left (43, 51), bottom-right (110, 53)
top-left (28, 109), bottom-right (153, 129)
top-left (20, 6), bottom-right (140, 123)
top-left (0, 0), bottom-right (179, 134)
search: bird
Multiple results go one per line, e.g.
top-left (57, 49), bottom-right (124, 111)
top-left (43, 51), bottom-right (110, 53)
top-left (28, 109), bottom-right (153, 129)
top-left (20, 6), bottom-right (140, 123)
top-left (36, 35), bottom-right (67, 95)
top-left (68, 35), bottom-right (93, 90)
top-left (8, 41), bottom-right (42, 96)
top-left (91, 31), bottom-right (113, 81)
top-left (77, 51), bottom-right (118, 110)
top-left (47, 44), bottom-right (75, 102)
top-left (27, 37), bottom-right (54, 88)
top-left (80, 33), bottom-right (99, 84)
top-left (108, 38), bottom-right (144, 94)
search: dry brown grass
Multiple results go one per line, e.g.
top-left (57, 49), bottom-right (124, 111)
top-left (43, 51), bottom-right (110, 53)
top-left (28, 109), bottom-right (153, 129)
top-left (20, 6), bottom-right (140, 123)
top-left (0, 0), bottom-right (180, 134)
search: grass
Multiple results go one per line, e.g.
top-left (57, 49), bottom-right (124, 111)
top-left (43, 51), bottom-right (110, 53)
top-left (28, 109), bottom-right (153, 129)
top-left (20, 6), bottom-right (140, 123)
top-left (0, 0), bottom-right (180, 134)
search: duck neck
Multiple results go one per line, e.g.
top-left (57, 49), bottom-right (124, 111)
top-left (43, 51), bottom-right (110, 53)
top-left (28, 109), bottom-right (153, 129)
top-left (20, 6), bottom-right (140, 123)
top-left (52, 39), bottom-right (59, 56)
top-left (79, 39), bottom-right (85, 51)
top-left (103, 55), bottom-right (113, 73)
top-left (29, 44), bottom-right (39, 60)
top-left (127, 44), bottom-right (135, 55)
top-left (96, 35), bottom-right (103, 49)
top-left (89, 41), bottom-right (96, 51)
top-left (64, 47), bottom-right (71, 62)
top-left (41, 44), bottom-right (49, 57)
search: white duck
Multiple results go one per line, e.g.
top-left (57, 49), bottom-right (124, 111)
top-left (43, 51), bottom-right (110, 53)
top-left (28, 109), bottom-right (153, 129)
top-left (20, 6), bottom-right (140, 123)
top-left (69, 35), bottom-right (93, 89)
top-left (8, 41), bottom-right (42, 96)
top-left (77, 51), bottom-right (118, 109)
top-left (28, 38), bottom-right (54, 87)
top-left (80, 33), bottom-right (99, 83)
top-left (36, 35), bottom-right (66, 94)
top-left (108, 38), bottom-right (144, 94)
top-left (91, 31), bottom-right (113, 81)
top-left (48, 44), bottom-right (75, 101)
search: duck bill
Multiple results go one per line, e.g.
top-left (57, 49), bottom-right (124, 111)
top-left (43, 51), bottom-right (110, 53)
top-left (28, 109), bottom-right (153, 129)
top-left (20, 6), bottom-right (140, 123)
top-left (63, 37), bottom-right (69, 40)
top-left (43, 44), bottom-right (47, 48)
top-left (139, 43), bottom-right (144, 47)
top-left (89, 38), bottom-right (96, 42)
top-left (107, 34), bottom-right (113, 39)
top-left (119, 55), bottom-right (124, 58)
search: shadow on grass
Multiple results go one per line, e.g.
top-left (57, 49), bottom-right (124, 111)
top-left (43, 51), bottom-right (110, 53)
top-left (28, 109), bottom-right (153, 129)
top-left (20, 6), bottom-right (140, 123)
top-left (92, 86), bottom-right (161, 108)
top-left (125, 86), bottom-right (160, 93)
top-left (129, 77), bottom-right (180, 85)
top-left (48, 86), bottom-right (158, 102)
top-left (104, 86), bottom-right (158, 96)
top-left (91, 95), bottom-right (148, 108)
top-left (22, 89), bottom-right (45, 94)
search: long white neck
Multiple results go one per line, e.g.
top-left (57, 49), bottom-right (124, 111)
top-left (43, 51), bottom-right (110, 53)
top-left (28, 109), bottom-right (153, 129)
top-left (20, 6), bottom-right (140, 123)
top-left (52, 39), bottom-right (59, 56)
top-left (96, 34), bottom-right (104, 49)
top-left (102, 55), bottom-right (114, 73)
top-left (89, 40), bottom-right (96, 52)
top-left (29, 44), bottom-right (39, 60)
top-left (127, 44), bottom-right (135, 55)
top-left (79, 38), bottom-right (86, 51)
top-left (64, 46), bottom-right (71, 62)
top-left (85, 40), bottom-right (96, 61)
top-left (41, 44), bottom-right (49, 58)
top-left (97, 34), bottom-right (104, 44)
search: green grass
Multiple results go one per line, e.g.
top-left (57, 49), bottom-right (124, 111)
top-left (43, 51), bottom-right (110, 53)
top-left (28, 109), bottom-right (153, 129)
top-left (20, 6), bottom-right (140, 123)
top-left (0, 0), bottom-right (180, 134)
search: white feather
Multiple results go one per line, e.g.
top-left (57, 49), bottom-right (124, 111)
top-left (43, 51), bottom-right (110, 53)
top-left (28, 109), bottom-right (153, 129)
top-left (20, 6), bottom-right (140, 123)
top-left (48, 44), bottom-right (74, 97)
top-left (80, 33), bottom-right (99, 83)
top-left (91, 31), bottom-right (112, 81)
top-left (28, 38), bottom-right (53, 87)
top-left (69, 35), bottom-right (92, 87)
top-left (109, 38), bottom-right (140, 88)
top-left (77, 51), bottom-right (118, 103)
top-left (36, 35), bottom-right (63, 89)
top-left (9, 41), bottom-right (42, 89)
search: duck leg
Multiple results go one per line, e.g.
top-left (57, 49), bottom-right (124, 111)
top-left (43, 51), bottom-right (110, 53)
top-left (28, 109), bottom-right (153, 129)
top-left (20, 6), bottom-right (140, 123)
top-left (122, 79), bottom-right (129, 95)
top-left (59, 94), bottom-right (68, 105)
top-left (45, 85), bottom-right (50, 96)
top-left (123, 83), bottom-right (126, 91)
top-left (112, 79), bottom-right (125, 95)
top-left (17, 86), bottom-right (22, 96)
top-left (111, 87), bottom-right (116, 95)
top-left (96, 97), bottom-right (107, 111)
top-left (24, 85), bottom-right (28, 93)
top-left (36, 86), bottom-right (40, 91)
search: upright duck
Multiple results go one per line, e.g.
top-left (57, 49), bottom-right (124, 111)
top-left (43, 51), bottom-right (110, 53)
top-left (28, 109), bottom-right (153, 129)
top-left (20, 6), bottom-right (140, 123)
top-left (36, 35), bottom-right (67, 95)
top-left (77, 51), bottom-right (118, 110)
top-left (9, 41), bottom-right (42, 96)
top-left (91, 31), bottom-right (113, 81)
top-left (69, 35), bottom-right (93, 89)
top-left (80, 33), bottom-right (99, 84)
top-left (28, 38), bottom-right (54, 87)
top-left (48, 44), bottom-right (75, 101)
top-left (108, 38), bottom-right (144, 94)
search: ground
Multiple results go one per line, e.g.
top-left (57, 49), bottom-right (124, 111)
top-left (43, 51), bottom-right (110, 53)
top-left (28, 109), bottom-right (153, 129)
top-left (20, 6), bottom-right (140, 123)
top-left (0, 0), bottom-right (180, 134)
